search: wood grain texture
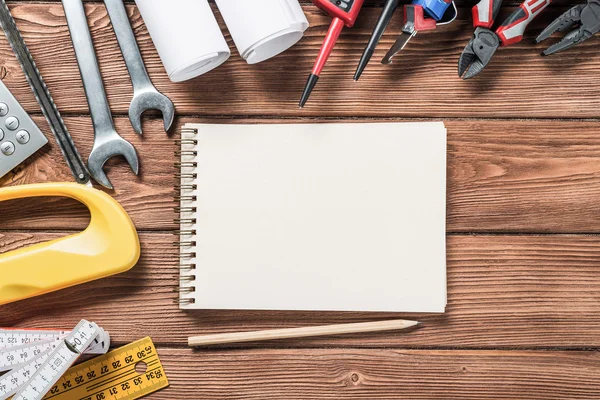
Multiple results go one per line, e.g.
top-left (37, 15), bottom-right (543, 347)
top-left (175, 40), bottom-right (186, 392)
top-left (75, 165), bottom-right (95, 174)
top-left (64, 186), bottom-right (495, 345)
top-left (2, 233), bottom-right (600, 349)
top-left (3, 117), bottom-right (600, 233)
top-left (1, 2), bottom-right (599, 399)
top-left (152, 348), bottom-right (600, 399)
top-left (0, 3), bottom-right (598, 118)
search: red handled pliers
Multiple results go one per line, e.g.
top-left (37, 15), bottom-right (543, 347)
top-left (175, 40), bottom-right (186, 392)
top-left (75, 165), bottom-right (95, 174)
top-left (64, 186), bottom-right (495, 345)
top-left (458, 0), bottom-right (552, 79)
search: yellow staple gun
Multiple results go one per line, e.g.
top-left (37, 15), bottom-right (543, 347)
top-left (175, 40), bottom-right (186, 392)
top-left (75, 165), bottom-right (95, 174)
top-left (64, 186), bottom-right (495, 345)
top-left (0, 183), bottom-right (140, 305)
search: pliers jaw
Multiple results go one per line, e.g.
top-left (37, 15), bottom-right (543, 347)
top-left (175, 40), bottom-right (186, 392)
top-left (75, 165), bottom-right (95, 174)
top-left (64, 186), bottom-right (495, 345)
top-left (536, 1), bottom-right (600, 55)
top-left (458, 27), bottom-right (501, 79)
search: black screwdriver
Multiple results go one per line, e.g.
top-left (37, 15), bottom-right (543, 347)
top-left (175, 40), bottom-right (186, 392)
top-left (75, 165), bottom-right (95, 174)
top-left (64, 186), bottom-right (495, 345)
top-left (354, 0), bottom-right (401, 81)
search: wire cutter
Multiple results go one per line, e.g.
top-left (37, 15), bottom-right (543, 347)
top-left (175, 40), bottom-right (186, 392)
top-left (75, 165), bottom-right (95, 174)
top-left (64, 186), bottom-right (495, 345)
top-left (536, 0), bottom-right (600, 55)
top-left (354, 0), bottom-right (457, 79)
top-left (458, 0), bottom-right (552, 79)
top-left (379, 0), bottom-right (457, 67)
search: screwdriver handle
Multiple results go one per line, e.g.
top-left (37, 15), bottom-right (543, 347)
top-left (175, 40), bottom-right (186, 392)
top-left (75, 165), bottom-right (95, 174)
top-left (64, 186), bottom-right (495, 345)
top-left (404, 4), bottom-right (437, 31)
top-left (496, 0), bottom-right (551, 45)
top-left (472, 0), bottom-right (503, 28)
top-left (413, 0), bottom-right (453, 21)
top-left (312, 17), bottom-right (345, 76)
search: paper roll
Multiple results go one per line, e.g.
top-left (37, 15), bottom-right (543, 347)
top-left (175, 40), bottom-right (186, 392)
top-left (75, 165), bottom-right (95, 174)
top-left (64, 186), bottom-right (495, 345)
top-left (216, 0), bottom-right (308, 64)
top-left (135, 0), bottom-right (230, 82)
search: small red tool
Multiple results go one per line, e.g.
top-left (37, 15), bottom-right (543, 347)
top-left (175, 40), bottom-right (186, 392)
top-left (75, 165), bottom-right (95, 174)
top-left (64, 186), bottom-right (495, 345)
top-left (299, 0), bottom-right (365, 107)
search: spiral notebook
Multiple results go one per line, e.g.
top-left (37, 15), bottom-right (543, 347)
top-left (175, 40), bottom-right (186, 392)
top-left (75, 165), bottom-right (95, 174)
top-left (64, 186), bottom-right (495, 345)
top-left (177, 122), bottom-right (447, 312)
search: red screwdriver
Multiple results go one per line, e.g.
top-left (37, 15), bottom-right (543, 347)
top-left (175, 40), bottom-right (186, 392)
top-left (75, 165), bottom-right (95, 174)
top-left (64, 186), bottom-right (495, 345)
top-left (299, 0), bottom-right (365, 108)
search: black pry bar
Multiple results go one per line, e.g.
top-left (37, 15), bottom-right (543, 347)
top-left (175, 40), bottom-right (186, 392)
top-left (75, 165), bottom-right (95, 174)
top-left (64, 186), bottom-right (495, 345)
top-left (0, 0), bottom-right (90, 185)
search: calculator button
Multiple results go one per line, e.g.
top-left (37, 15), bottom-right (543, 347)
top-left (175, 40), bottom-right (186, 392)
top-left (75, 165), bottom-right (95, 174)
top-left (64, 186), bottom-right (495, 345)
top-left (16, 130), bottom-right (30, 144)
top-left (1, 141), bottom-right (15, 155)
top-left (0, 128), bottom-right (4, 141)
top-left (5, 116), bottom-right (19, 131)
top-left (0, 103), bottom-right (8, 117)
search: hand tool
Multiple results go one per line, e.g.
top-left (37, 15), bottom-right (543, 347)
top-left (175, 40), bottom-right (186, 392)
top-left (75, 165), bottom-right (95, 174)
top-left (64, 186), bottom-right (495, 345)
top-left (458, 0), bottom-right (551, 79)
top-left (103, 0), bottom-right (174, 135)
top-left (189, 319), bottom-right (419, 346)
top-left (536, 0), bottom-right (600, 55)
top-left (354, 0), bottom-right (401, 79)
top-left (62, 0), bottom-right (139, 189)
top-left (379, 0), bottom-right (456, 67)
top-left (0, 320), bottom-right (109, 400)
top-left (42, 337), bottom-right (168, 400)
top-left (0, 182), bottom-right (140, 306)
top-left (299, 0), bottom-right (365, 107)
top-left (0, 0), bottom-right (91, 185)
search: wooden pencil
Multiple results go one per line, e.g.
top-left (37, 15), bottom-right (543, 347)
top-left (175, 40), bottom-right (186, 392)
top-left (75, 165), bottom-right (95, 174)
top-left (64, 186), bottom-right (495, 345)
top-left (188, 319), bottom-right (419, 346)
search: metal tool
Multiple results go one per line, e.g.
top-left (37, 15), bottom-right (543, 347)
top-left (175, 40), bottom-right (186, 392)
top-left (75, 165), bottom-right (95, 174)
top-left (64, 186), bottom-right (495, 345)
top-left (62, 0), bottom-right (139, 189)
top-left (536, 0), bottom-right (600, 55)
top-left (458, 0), bottom-right (551, 79)
top-left (0, 183), bottom-right (140, 306)
top-left (0, 0), bottom-right (90, 185)
top-left (299, 0), bottom-right (366, 107)
top-left (380, 0), bottom-right (456, 66)
top-left (104, 0), bottom-right (174, 135)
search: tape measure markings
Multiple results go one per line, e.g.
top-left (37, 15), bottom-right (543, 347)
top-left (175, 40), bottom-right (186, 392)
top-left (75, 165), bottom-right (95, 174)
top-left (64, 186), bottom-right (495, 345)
top-left (48, 352), bottom-right (157, 396)
top-left (0, 347), bottom-right (54, 400)
top-left (0, 329), bottom-right (107, 355)
top-left (0, 326), bottom-right (167, 400)
top-left (0, 339), bottom-right (58, 372)
top-left (0, 331), bottom-right (69, 349)
top-left (42, 337), bottom-right (168, 400)
top-left (84, 357), bottom-right (159, 393)
top-left (13, 320), bottom-right (102, 400)
top-left (84, 365), bottom-right (164, 400)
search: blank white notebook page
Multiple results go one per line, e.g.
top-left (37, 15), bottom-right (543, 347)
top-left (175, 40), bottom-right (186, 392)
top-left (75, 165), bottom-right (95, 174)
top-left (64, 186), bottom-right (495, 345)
top-left (184, 122), bottom-right (447, 312)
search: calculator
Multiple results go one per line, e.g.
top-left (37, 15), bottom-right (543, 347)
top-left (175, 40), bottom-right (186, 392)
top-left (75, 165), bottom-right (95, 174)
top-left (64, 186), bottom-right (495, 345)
top-left (0, 79), bottom-right (48, 180)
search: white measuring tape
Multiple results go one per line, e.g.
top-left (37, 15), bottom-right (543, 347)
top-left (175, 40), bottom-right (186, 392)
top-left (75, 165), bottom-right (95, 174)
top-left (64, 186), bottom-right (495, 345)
top-left (0, 320), bottom-right (109, 400)
top-left (0, 329), bottom-right (70, 349)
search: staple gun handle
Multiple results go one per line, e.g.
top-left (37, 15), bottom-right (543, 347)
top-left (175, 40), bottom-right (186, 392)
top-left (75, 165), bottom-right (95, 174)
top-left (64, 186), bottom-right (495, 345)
top-left (0, 183), bottom-right (140, 306)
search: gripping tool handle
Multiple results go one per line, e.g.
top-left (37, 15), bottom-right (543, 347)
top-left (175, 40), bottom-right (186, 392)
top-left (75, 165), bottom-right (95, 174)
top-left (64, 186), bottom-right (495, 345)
top-left (0, 183), bottom-right (140, 306)
top-left (472, 0), bottom-right (504, 28)
top-left (496, 0), bottom-right (551, 45)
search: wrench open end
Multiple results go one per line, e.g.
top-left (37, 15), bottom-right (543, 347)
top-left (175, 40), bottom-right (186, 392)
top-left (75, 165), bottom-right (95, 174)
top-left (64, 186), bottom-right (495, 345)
top-left (128, 90), bottom-right (175, 135)
top-left (88, 132), bottom-right (139, 190)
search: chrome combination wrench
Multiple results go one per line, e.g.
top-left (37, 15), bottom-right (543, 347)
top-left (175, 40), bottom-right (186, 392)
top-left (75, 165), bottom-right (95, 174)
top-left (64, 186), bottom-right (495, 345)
top-left (62, 0), bottom-right (139, 189)
top-left (104, 0), bottom-right (174, 135)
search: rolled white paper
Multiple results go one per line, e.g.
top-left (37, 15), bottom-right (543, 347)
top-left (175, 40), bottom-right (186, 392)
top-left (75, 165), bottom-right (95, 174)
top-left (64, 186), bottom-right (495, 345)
top-left (216, 0), bottom-right (308, 64)
top-left (135, 0), bottom-right (230, 82)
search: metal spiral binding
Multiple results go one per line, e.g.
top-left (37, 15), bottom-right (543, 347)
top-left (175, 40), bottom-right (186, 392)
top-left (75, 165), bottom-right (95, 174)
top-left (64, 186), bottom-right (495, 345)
top-left (175, 126), bottom-right (199, 306)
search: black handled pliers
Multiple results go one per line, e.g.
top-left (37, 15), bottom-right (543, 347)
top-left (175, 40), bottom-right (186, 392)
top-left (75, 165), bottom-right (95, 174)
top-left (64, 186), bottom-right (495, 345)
top-left (536, 0), bottom-right (600, 55)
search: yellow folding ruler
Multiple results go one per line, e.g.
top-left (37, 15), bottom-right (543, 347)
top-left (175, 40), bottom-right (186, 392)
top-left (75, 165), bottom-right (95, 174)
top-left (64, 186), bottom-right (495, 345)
top-left (0, 321), bottom-right (167, 400)
top-left (41, 337), bottom-right (168, 400)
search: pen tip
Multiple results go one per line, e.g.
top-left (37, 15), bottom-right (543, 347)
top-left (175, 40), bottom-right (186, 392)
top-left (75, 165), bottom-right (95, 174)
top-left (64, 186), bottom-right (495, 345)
top-left (299, 73), bottom-right (319, 108)
top-left (354, 49), bottom-right (373, 82)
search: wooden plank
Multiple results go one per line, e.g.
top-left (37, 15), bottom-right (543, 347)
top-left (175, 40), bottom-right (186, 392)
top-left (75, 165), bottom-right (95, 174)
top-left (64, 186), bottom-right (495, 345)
top-left (2, 233), bottom-right (600, 349)
top-left (152, 348), bottom-right (600, 399)
top-left (0, 3), bottom-right (598, 118)
top-left (3, 117), bottom-right (600, 233)
top-left (0, 115), bottom-right (177, 230)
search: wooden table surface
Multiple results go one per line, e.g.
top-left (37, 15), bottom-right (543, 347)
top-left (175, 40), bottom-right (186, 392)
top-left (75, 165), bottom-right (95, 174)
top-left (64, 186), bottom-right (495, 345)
top-left (2, 0), bottom-right (600, 398)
